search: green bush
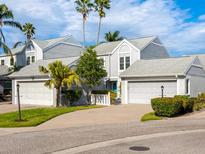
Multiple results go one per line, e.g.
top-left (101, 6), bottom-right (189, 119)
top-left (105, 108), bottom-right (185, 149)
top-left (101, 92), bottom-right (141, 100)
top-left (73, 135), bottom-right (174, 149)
top-left (193, 93), bottom-right (205, 111)
top-left (174, 95), bottom-right (193, 112)
top-left (151, 98), bottom-right (183, 117)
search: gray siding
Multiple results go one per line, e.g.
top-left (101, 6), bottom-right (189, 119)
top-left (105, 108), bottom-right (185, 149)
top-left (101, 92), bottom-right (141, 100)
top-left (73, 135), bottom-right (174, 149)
top-left (187, 66), bottom-right (205, 76)
top-left (190, 76), bottom-right (205, 97)
top-left (140, 40), bottom-right (169, 59)
top-left (16, 52), bottom-right (26, 67)
top-left (44, 43), bottom-right (84, 59)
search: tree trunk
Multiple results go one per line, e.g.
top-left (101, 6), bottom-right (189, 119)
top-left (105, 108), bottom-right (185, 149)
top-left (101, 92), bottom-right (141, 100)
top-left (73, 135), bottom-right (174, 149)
top-left (83, 18), bottom-right (86, 48)
top-left (56, 87), bottom-right (61, 107)
top-left (96, 17), bottom-right (102, 45)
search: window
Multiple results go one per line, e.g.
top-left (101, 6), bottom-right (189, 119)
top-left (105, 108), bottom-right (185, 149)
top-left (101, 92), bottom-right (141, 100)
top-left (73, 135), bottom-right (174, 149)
top-left (27, 57), bottom-right (30, 65)
top-left (120, 57), bottom-right (124, 70)
top-left (186, 79), bottom-right (189, 94)
top-left (10, 58), bottom-right (14, 66)
top-left (31, 56), bottom-right (35, 63)
top-left (126, 56), bottom-right (130, 69)
top-left (1, 60), bottom-right (4, 65)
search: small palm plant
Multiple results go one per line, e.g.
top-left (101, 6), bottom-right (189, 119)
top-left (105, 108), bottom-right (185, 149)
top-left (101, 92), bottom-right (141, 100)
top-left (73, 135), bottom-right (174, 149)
top-left (95, 0), bottom-right (111, 44)
top-left (39, 60), bottom-right (80, 107)
top-left (75, 0), bottom-right (94, 47)
top-left (105, 31), bottom-right (124, 42)
top-left (0, 4), bottom-right (22, 64)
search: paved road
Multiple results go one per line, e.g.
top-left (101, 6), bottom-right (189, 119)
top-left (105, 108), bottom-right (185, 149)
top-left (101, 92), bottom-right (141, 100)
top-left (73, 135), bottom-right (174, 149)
top-left (1, 118), bottom-right (205, 154)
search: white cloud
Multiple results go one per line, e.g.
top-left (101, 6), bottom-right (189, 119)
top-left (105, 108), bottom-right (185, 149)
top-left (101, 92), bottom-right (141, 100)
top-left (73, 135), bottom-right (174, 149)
top-left (1, 0), bottom-right (205, 55)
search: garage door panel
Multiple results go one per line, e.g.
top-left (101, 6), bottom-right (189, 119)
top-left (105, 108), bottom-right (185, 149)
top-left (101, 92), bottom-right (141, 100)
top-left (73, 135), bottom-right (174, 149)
top-left (128, 81), bottom-right (177, 104)
top-left (19, 81), bottom-right (53, 106)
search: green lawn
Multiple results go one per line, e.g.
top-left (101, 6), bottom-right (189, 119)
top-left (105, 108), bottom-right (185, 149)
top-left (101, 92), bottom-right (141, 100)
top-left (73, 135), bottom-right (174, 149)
top-left (141, 112), bottom-right (162, 122)
top-left (0, 105), bottom-right (103, 128)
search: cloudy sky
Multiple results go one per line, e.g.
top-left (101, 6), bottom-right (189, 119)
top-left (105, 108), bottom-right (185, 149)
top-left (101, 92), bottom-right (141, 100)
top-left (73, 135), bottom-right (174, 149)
top-left (1, 0), bottom-right (205, 56)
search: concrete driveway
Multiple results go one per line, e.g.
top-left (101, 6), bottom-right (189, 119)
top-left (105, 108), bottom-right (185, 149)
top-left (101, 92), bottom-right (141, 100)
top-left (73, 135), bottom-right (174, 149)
top-left (38, 104), bottom-right (152, 130)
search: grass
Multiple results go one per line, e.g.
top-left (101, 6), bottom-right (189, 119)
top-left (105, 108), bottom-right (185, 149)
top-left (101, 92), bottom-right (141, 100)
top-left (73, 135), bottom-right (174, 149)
top-left (0, 105), bottom-right (103, 128)
top-left (141, 112), bottom-right (162, 122)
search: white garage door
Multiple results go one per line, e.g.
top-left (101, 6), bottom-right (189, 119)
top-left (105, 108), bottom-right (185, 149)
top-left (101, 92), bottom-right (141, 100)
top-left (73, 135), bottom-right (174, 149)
top-left (19, 81), bottom-right (54, 106)
top-left (128, 81), bottom-right (177, 104)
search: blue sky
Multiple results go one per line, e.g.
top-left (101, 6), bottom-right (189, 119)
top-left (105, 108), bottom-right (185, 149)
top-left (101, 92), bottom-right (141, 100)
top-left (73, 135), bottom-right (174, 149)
top-left (1, 0), bottom-right (205, 56)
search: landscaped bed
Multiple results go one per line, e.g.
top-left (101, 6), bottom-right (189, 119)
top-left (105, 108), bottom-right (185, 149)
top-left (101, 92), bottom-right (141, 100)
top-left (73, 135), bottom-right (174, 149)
top-left (0, 105), bottom-right (103, 128)
top-left (141, 93), bottom-right (205, 122)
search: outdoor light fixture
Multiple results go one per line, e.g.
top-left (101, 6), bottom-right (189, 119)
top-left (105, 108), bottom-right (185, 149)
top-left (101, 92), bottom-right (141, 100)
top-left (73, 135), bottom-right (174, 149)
top-left (161, 85), bottom-right (164, 98)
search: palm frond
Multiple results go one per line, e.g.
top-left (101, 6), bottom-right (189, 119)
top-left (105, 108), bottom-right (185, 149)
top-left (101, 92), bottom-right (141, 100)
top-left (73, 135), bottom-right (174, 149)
top-left (13, 41), bottom-right (24, 48)
top-left (0, 29), bottom-right (5, 43)
top-left (3, 20), bottom-right (22, 30)
top-left (39, 66), bottom-right (49, 74)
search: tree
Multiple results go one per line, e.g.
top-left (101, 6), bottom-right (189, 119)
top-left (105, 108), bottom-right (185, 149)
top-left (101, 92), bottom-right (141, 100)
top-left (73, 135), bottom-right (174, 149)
top-left (75, 0), bottom-right (94, 47)
top-left (0, 4), bottom-right (22, 63)
top-left (22, 23), bottom-right (35, 41)
top-left (76, 48), bottom-right (107, 103)
top-left (95, 0), bottom-right (110, 44)
top-left (105, 31), bottom-right (124, 42)
top-left (39, 60), bottom-right (80, 107)
top-left (13, 23), bottom-right (36, 49)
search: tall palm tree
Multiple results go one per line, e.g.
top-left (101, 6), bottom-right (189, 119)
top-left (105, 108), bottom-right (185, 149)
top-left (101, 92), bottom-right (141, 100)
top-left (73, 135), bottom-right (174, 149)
top-left (39, 60), bottom-right (80, 107)
top-left (75, 0), bottom-right (93, 47)
top-left (95, 0), bottom-right (110, 44)
top-left (22, 23), bottom-right (35, 41)
top-left (13, 23), bottom-right (36, 49)
top-left (0, 4), bottom-right (22, 63)
top-left (105, 31), bottom-right (124, 42)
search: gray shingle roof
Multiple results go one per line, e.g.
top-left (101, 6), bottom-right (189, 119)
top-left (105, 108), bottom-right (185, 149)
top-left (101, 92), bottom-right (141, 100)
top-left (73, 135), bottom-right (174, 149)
top-left (190, 54), bottom-right (205, 69)
top-left (9, 57), bottom-right (79, 78)
top-left (120, 56), bottom-right (196, 77)
top-left (94, 36), bottom-right (156, 55)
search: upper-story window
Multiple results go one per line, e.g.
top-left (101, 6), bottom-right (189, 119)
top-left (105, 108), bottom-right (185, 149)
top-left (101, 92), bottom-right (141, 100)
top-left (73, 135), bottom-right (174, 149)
top-left (1, 60), bottom-right (4, 65)
top-left (27, 57), bottom-right (31, 65)
top-left (120, 56), bottom-right (130, 70)
top-left (31, 56), bottom-right (35, 63)
top-left (126, 56), bottom-right (130, 69)
top-left (120, 57), bottom-right (124, 70)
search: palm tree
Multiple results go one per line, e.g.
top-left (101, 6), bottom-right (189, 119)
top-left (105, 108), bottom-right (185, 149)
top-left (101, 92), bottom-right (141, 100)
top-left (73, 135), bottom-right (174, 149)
top-left (22, 23), bottom-right (35, 41)
top-left (95, 0), bottom-right (110, 44)
top-left (13, 23), bottom-right (36, 49)
top-left (75, 0), bottom-right (93, 47)
top-left (39, 60), bottom-right (80, 107)
top-left (0, 4), bottom-right (22, 63)
top-left (105, 31), bottom-right (124, 42)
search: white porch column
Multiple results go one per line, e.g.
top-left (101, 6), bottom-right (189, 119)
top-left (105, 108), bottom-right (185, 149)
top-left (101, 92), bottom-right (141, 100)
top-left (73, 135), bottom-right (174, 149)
top-left (177, 78), bottom-right (186, 95)
top-left (121, 80), bottom-right (128, 104)
top-left (12, 80), bottom-right (17, 104)
top-left (117, 78), bottom-right (121, 98)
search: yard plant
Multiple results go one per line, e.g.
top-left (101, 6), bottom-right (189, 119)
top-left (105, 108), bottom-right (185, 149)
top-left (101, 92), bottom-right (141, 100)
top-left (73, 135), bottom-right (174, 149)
top-left (39, 60), bottom-right (80, 107)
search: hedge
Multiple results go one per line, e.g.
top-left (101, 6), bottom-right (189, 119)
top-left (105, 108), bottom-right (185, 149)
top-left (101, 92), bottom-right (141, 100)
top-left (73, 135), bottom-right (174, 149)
top-left (151, 97), bottom-right (183, 117)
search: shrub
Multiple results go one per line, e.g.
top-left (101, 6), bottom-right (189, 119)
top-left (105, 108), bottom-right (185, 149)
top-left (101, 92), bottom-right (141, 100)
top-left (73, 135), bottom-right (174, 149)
top-left (151, 98), bottom-right (183, 117)
top-left (193, 93), bottom-right (205, 111)
top-left (174, 95), bottom-right (193, 112)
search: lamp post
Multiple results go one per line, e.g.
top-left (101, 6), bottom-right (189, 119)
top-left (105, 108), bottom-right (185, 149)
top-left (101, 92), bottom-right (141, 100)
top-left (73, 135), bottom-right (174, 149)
top-left (161, 86), bottom-right (164, 98)
top-left (17, 84), bottom-right (22, 121)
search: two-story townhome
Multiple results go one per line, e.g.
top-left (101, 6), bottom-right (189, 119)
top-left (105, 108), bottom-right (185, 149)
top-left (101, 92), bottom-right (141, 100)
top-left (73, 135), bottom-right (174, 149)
top-left (94, 36), bottom-right (169, 97)
top-left (1, 35), bottom-right (84, 101)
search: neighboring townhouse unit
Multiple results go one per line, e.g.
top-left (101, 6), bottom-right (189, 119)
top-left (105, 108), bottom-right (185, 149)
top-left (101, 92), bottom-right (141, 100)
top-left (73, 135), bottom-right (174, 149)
top-left (10, 57), bottom-right (80, 106)
top-left (120, 56), bottom-right (205, 104)
top-left (1, 35), bottom-right (84, 100)
top-left (94, 36), bottom-right (169, 97)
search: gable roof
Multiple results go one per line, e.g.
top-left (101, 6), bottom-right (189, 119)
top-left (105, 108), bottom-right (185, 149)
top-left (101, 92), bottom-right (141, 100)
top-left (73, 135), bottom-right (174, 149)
top-left (190, 54), bottom-right (205, 69)
top-left (120, 56), bottom-right (196, 78)
top-left (94, 36), bottom-right (156, 55)
top-left (0, 35), bottom-right (82, 57)
top-left (9, 57), bottom-right (79, 78)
